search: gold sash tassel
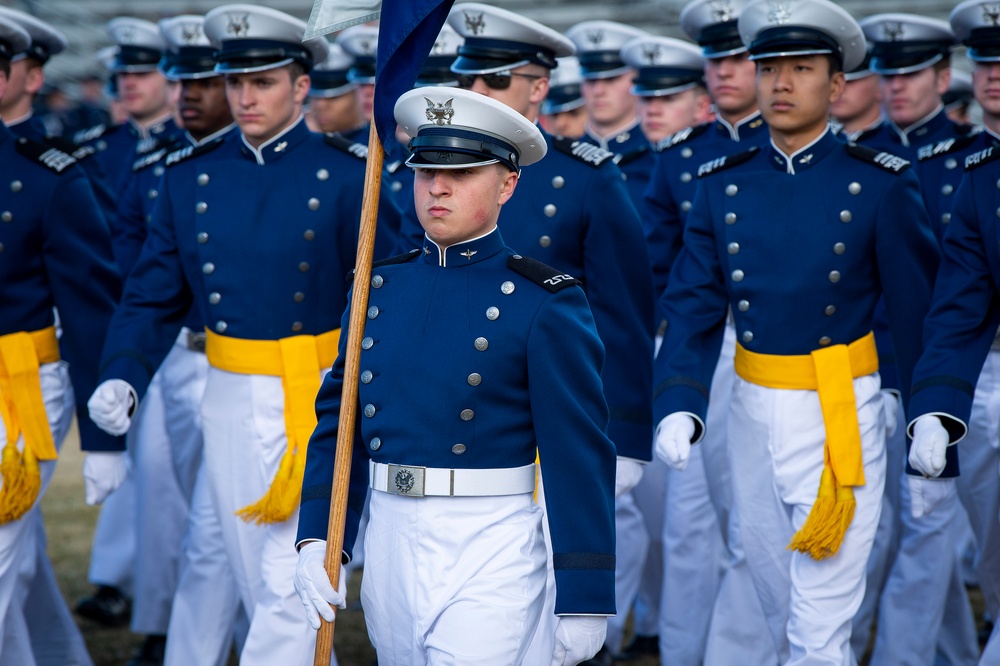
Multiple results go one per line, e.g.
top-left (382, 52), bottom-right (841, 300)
top-left (0, 327), bottom-right (60, 523)
top-left (734, 332), bottom-right (878, 560)
top-left (205, 328), bottom-right (340, 524)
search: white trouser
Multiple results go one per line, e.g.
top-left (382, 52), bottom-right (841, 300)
top-left (25, 509), bottom-right (93, 666)
top-left (0, 362), bottom-right (78, 664)
top-left (661, 323), bottom-right (777, 664)
top-left (867, 354), bottom-right (1000, 666)
top-left (86, 476), bottom-right (135, 595)
top-left (164, 466), bottom-right (241, 666)
top-left (730, 372), bottom-right (886, 666)
top-left (363, 490), bottom-right (546, 665)
top-left (606, 486), bottom-right (650, 654)
top-left (200, 368), bottom-right (331, 666)
top-left (629, 457), bottom-right (667, 638)
top-left (132, 332), bottom-right (208, 634)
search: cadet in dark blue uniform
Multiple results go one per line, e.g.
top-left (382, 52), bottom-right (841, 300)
top-left (305, 42), bottom-right (363, 137)
top-left (540, 56), bottom-right (587, 139)
top-left (567, 21), bottom-right (652, 208)
top-left (295, 85), bottom-right (616, 666)
top-left (85, 6), bottom-right (397, 663)
top-left (397, 7), bottom-right (651, 663)
top-left (907, 142), bottom-right (1000, 665)
top-left (0, 15), bottom-right (126, 662)
top-left (855, 13), bottom-right (985, 664)
top-left (336, 24), bottom-right (378, 124)
top-left (652, 2), bottom-right (938, 662)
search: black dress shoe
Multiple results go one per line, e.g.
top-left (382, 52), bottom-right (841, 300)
top-left (580, 646), bottom-right (614, 666)
top-left (617, 634), bottom-right (659, 661)
top-left (74, 585), bottom-right (131, 626)
top-left (125, 634), bottom-right (167, 666)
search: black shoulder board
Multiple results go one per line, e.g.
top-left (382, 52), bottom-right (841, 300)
top-left (15, 136), bottom-right (76, 174)
top-left (845, 143), bottom-right (910, 173)
top-left (696, 146), bottom-right (759, 178)
top-left (917, 134), bottom-right (979, 161)
top-left (347, 249), bottom-right (421, 282)
top-left (136, 134), bottom-right (181, 157)
top-left (614, 145), bottom-right (650, 167)
top-left (44, 136), bottom-right (97, 163)
top-left (132, 147), bottom-right (170, 172)
top-left (551, 136), bottom-right (615, 168)
top-left (656, 122), bottom-right (711, 152)
top-left (164, 138), bottom-right (224, 168)
top-left (955, 121), bottom-right (978, 137)
top-left (965, 146), bottom-right (1000, 171)
top-left (325, 132), bottom-right (368, 161)
top-left (507, 254), bottom-right (582, 293)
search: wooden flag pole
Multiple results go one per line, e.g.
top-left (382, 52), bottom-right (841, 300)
top-left (314, 120), bottom-right (384, 665)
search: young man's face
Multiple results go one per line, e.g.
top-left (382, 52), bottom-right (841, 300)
top-left (414, 164), bottom-right (518, 247)
top-left (308, 89), bottom-right (362, 133)
top-left (582, 72), bottom-right (637, 129)
top-left (117, 70), bottom-right (170, 123)
top-left (458, 65), bottom-right (548, 120)
top-left (704, 52), bottom-right (758, 119)
top-left (178, 76), bottom-right (232, 138)
top-left (638, 88), bottom-right (712, 145)
top-left (541, 106), bottom-right (587, 139)
top-left (973, 62), bottom-right (1000, 123)
top-left (225, 66), bottom-right (309, 146)
top-left (879, 66), bottom-right (949, 129)
top-left (756, 55), bottom-right (843, 137)
top-left (0, 58), bottom-right (41, 115)
top-left (830, 75), bottom-right (881, 127)
top-left (355, 82), bottom-right (374, 120)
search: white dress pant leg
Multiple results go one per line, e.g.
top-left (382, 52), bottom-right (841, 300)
top-left (0, 363), bottom-right (74, 665)
top-left (131, 336), bottom-right (208, 635)
top-left (164, 466), bottom-right (241, 666)
top-left (729, 373), bottom-right (886, 666)
top-left (629, 457), bottom-right (667, 638)
top-left (199, 369), bottom-right (325, 666)
top-left (521, 473), bottom-right (557, 666)
top-left (362, 491), bottom-right (547, 665)
top-left (86, 475), bottom-right (135, 595)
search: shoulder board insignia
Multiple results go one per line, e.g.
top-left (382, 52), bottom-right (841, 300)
top-left (656, 122), bottom-right (711, 152)
top-left (917, 134), bottom-right (979, 161)
top-left (507, 254), bottom-right (582, 293)
top-left (164, 138), bottom-right (224, 168)
top-left (72, 123), bottom-right (113, 145)
top-left (696, 146), bottom-right (759, 178)
top-left (845, 143), bottom-right (910, 173)
top-left (136, 134), bottom-right (181, 157)
top-left (965, 146), bottom-right (1000, 171)
top-left (613, 145), bottom-right (650, 166)
top-left (44, 136), bottom-right (97, 162)
top-left (132, 147), bottom-right (170, 172)
top-left (325, 132), bottom-right (368, 161)
top-left (347, 249), bottom-right (421, 282)
top-left (551, 136), bottom-right (615, 167)
top-left (15, 136), bottom-right (76, 174)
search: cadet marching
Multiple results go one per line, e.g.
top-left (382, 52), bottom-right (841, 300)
top-left (0, 1), bottom-right (998, 665)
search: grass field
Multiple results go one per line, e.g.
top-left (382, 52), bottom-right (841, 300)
top-left (39, 420), bottom-right (984, 665)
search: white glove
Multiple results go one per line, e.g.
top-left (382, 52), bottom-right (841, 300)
top-left (909, 415), bottom-right (949, 478)
top-left (82, 452), bottom-right (129, 506)
top-left (908, 476), bottom-right (957, 519)
top-left (550, 615), bottom-right (607, 666)
top-left (654, 413), bottom-right (695, 471)
top-left (294, 541), bottom-right (347, 631)
top-left (87, 379), bottom-right (136, 436)
top-left (614, 459), bottom-right (644, 498)
top-left (881, 390), bottom-right (900, 439)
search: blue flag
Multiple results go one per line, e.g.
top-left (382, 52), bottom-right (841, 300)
top-left (373, 0), bottom-right (455, 150)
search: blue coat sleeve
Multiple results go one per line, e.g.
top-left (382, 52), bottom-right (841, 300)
top-left (581, 165), bottom-right (655, 462)
top-left (652, 180), bottom-right (729, 436)
top-left (642, 152), bottom-right (684, 308)
top-left (42, 169), bottom-right (126, 452)
top-left (98, 173), bottom-right (193, 399)
top-left (111, 171), bottom-right (151, 278)
top-left (909, 171), bottom-right (1000, 453)
top-left (529, 286), bottom-right (617, 615)
top-left (297, 291), bottom-right (369, 561)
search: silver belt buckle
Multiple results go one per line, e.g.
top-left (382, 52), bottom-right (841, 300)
top-left (386, 464), bottom-right (425, 497)
top-left (187, 331), bottom-right (207, 353)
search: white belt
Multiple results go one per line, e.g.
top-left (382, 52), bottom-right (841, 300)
top-left (369, 460), bottom-right (535, 498)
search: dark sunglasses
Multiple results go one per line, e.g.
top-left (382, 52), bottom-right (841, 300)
top-left (456, 71), bottom-right (543, 90)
